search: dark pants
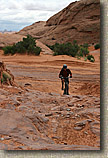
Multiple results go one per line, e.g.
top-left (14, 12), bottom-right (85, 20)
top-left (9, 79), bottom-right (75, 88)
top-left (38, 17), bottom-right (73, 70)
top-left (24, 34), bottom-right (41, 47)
top-left (61, 77), bottom-right (69, 89)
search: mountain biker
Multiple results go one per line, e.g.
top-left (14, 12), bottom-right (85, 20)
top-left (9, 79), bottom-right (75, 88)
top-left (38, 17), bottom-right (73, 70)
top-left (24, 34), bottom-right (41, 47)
top-left (59, 64), bottom-right (72, 94)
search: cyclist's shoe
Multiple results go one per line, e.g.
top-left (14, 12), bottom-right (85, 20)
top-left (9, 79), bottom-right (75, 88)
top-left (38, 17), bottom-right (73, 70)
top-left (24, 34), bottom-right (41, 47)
top-left (63, 92), bottom-right (66, 95)
top-left (67, 93), bottom-right (70, 95)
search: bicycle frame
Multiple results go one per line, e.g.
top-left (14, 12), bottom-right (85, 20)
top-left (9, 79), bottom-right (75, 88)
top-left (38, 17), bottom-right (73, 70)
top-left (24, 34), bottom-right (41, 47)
top-left (63, 77), bottom-right (70, 95)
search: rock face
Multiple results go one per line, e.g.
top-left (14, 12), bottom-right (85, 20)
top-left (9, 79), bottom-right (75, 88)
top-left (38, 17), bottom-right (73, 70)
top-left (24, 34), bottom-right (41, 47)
top-left (0, 85), bottom-right (100, 150)
top-left (0, 61), bottom-right (16, 86)
top-left (0, 33), bottom-right (24, 48)
top-left (18, 0), bottom-right (100, 45)
top-left (0, 0), bottom-right (100, 49)
top-left (36, 40), bottom-right (53, 55)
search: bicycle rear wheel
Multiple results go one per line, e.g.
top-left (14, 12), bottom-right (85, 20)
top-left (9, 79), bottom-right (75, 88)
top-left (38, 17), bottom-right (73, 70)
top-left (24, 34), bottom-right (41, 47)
top-left (63, 80), bottom-right (68, 95)
top-left (66, 82), bottom-right (69, 95)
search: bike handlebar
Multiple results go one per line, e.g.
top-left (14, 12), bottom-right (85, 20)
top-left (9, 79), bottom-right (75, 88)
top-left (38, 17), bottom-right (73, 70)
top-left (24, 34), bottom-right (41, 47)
top-left (61, 76), bottom-right (71, 79)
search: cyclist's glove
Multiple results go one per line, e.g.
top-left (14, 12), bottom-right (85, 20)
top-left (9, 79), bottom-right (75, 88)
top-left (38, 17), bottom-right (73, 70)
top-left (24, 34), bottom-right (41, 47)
top-left (70, 76), bottom-right (72, 78)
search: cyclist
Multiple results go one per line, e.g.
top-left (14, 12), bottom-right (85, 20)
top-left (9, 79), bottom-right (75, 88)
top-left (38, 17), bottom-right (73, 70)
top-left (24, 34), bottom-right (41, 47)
top-left (59, 64), bottom-right (72, 95)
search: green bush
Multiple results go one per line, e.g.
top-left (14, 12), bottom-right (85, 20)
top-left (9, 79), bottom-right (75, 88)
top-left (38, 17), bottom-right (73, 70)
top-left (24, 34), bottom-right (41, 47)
top-left (15, 42), bottom-right (26, 54)
top-left (23, 35), bottom-right (36, 50)
top-left (47, 41), bottom-right (79, 57)
top-left (47, 41), bottom-right (95, 62)
top-left (84, 57), bottom-right (87, 61)
top-left (3, 45), bottom-right (16, 55)
top-left (94, 43), bottom-right (100, 50)
top-left (3, 35), bottom-right (41, 56)
top-left (53, 52), bottom-right (59, 56)
top-left (77, 49), bottom-right (83, 57)
top-left (33, 47), bottom-right (42, 56)
top-left (83, 43), bottom-right (89, 49)
top-left (79, 47), bottom-right (89, 57)
top-left (87, 55), bottom-right (95, 62)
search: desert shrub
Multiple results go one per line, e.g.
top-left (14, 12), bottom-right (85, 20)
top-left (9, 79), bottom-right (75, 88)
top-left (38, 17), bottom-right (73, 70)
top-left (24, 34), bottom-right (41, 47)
top-left (33, 47), bottom-right (42, 56)
top-left (15, 42), bottom-right (26, 54)
top-left (22, 35), bottom-right (36, 49)
top-left (79, 47), bottom-right (89, 57)
top-left (3, 35), bottom-right (41, 56)
top-left (47, 41), bottom-right (79, 57)
top-left (84, 57), bottom-right (87, 61)
top-left (83, 43), bottom-right (89, 49)
top-left (77, 49), bottom-right (83, 57)
top-left (73, 40), bottom-right (77, 45)
top-left (10, 44), bottom-right (17, 55)
top-left (77, 44), bottom-right (89, 57)
top-left (3, 46), bottom-right (11, 55)
top-left (53, 52), bottom-right (59, 56)
top-left (47, 40), bottom-right (95, 62)
top-left (72, 40), bottom-right (79, 57)
top-left (3, 45), bottom-right (16, 55)
top-left (87, 54), bottom-right (95, 62)
top-left (94, 43), bottom-right (100, 50)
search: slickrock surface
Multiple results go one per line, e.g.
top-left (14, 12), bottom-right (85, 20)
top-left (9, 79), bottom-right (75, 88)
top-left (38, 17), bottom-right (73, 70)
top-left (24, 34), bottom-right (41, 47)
top-left (0, 86), bottom-right (100, 150)
top-left (0, 50), bottom-right (100, 150)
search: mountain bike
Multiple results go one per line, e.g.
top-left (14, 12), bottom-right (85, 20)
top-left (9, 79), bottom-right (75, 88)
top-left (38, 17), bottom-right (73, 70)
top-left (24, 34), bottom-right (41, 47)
top-left (62, 77), bottom-right (70, 95)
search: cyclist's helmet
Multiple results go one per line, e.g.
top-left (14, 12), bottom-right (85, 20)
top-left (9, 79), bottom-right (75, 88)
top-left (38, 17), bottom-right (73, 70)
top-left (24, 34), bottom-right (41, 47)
top-left (63, 64), bottom-right (67, 69)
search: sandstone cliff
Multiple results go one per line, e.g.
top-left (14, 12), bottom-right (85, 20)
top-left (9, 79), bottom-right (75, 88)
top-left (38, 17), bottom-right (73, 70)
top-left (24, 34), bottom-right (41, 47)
top-left (18, 0), bottom-right (100, 45)
top-left (0, 0), bottom-right (100, 49)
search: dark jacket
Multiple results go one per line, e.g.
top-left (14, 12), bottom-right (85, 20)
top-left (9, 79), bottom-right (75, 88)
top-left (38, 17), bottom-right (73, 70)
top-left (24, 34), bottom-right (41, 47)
top-left (59, 68), bottom-right (72, 78)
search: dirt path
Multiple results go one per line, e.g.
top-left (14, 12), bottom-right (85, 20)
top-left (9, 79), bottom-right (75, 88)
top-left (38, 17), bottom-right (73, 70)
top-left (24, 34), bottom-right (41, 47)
top-left (0, 51), bottom-right (100, 96)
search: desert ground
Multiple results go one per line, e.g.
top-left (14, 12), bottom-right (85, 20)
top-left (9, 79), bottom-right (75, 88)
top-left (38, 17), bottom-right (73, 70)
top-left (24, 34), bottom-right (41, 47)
top-left (0, 47), bottom-right (100, 150)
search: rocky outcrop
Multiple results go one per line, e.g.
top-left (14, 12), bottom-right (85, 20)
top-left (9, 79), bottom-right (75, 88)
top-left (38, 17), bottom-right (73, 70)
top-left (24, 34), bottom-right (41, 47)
top-left (0, 85), bottom-right (100, 150)
top-left (0, 61), bottom-right (16, 86)
top-left (0, 33), bottom-right (24, 48)
top-left (18, 0), bottom-right (100, 45)
top-left (36, 40), bottom-right (53, 55)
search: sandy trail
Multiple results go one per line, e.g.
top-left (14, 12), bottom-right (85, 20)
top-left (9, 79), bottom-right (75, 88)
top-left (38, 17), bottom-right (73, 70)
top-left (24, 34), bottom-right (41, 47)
top-left (0, 51), bottom-right (100, 96)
